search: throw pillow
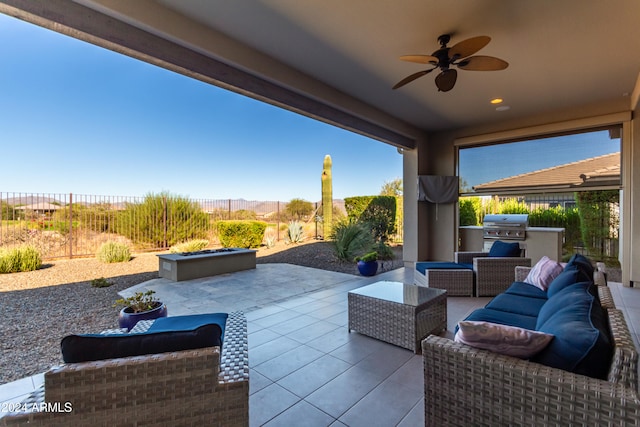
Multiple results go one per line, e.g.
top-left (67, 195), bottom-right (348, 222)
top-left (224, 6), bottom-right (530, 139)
top-left (454, 320), bottom-right (554, 359)
top-left (488, 240), bottom-right (521, 257)
top-left (524, 256), bottom-right (563, 291)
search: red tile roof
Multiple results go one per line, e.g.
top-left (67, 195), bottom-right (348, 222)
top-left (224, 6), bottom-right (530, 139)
top-left (473, 152), bottom-right (620, 193)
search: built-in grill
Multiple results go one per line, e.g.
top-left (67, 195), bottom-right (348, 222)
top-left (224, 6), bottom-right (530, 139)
top-left (482, 213), bottom-right (529, 243)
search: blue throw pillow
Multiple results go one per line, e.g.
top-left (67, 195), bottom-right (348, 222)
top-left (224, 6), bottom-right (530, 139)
top-left (61, 313), bottom-right (228, 363)
top-left (533, 289), bottom-right (611, 379)
top-left (488, 240), bottom-right (521, 257)
top-left (546, 268), bottom-right (591, 298)
top-left (564, 253), bottom-right (595, 280)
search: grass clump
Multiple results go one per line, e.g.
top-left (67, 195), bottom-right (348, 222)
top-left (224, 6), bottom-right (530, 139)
top-left (170, 239), bottom-right (209, 253)
top-left (96, 241), bottom-right (131, 263)
top-left (0, 245), bottom-right (42, 273)
top-left (91, 277), bottom-right (113, 288)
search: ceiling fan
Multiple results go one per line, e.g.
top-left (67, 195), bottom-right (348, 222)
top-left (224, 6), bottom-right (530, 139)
top-left (393, 34), bottom-right (508, 92)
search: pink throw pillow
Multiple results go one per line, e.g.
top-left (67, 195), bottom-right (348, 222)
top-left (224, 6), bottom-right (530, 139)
top-left (524, 256), bottom-right (563, 291)
top-left (455, 321), bottom-right (554, 359)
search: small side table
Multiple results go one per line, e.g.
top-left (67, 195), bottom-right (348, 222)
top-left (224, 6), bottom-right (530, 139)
top-left (348, 281), bottom-right (447, 353)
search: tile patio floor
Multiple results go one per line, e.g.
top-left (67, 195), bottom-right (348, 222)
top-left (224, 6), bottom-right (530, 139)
top-left (1, 264), bottom-right (639, 426)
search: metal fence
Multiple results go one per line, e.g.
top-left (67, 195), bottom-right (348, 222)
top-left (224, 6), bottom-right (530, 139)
top-left (0, 193), bottom-right (317, 259)
top-left (461, 192), bottom-right (620, 260)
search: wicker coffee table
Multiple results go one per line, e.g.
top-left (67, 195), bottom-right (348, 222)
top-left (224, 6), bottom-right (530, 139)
top-left (348, 281), bottom-right (447, 353)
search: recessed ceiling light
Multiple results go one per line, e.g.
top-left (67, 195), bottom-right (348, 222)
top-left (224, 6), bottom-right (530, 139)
top-left (490, 98), bottom-right (503, 104)
top-left (496, 105), bottom-right (510, 111)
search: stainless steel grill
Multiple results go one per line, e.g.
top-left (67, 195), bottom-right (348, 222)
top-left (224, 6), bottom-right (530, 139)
top-left (482, 214), bottom-right (528, 241)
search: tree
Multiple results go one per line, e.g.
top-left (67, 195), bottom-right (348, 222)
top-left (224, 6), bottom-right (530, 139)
top-left (285, 198), bottom-right (313, 220)
top-left (380, 178), bottom-right (403, 197)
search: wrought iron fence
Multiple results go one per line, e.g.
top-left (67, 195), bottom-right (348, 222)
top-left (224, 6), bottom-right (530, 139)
top-left (460, 192), bottom-right (620, 260)
top-left (0, 192), bottom-right (322, 260)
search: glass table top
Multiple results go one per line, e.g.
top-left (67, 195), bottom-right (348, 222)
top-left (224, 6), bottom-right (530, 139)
top-left (348, 281), bottom-right (446, 306)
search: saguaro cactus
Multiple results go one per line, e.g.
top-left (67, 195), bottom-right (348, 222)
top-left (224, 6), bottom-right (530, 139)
top-left (321, 155), bottom-right (333, 239)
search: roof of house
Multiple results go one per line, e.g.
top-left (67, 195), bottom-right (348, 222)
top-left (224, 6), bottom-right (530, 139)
top-left (472, 152), bottom-right (620, 193)
top-left (14, 202), bottom-right (62, 211)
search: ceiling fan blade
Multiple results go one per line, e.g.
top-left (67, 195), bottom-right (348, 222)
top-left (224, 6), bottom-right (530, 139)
top-left (449, 36), bottom-right (491, 59)
top-left (399, 55), bottom-right (439, 65)
top-left (458, 55), bottom-right (509, 71)
top-left (435, 69), bottom-right (457, 92)
top-left (392, 69), bottom-right (434, 89)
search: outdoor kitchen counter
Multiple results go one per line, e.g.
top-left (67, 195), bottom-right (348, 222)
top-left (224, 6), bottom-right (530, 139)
top-left (459, 226), bottom-right (564, 264)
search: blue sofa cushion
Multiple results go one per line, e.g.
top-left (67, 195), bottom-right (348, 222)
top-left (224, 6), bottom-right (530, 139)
top-left (61, 313), bottom-right (228, 363)
top-left (416, 262), bottom-right (473, 274)
top-left (488, 240), bottom-right (521, 257)
top-left (564, 253), bottom-right (595, 279)
top-left (459, 308), bottom-right (538, 332)
top-left (546, 268), bottom-right (592, 298)
top-left (533, 288), bottom-right (612, 379)
top-left (537, 282), bottom-right (592, 326)
top-left (504, 282), bottom-right (548, 299)
top-left (485, 293), bottom-right (547, 318)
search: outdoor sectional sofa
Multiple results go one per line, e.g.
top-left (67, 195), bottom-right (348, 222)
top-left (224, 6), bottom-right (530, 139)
top-left (422, 254), bottom-right (640, 426)
top-left (0, 311), bottom-right (249, 427)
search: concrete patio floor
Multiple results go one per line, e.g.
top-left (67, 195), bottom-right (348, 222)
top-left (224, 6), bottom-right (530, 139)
top-left (1, 264), bottom-right (638, 426)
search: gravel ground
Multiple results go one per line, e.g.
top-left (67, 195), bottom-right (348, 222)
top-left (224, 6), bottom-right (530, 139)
top-left (0, 241), bottom-right (403, 385)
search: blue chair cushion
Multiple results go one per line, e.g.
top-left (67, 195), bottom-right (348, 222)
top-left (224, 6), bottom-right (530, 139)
top-left (504, 282), bottom-right (548, 299)
top-left (488, 240), bottom-right (521, 257)
top-left (416, 262), bottom-right (473, 275)
top-left (533, 287), bottom-right (612, 379)
top-left (61, 313), bottom-right (228, 363)
top-left (485, 293), bottom-right (547, 318)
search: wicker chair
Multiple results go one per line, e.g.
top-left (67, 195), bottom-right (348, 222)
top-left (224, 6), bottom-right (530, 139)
top-left (0, 312), bottom-right (249, 427)
top-left (455, 250), bottom-right (531, 296)
top-left (422, 276), bottom-right (639, 426)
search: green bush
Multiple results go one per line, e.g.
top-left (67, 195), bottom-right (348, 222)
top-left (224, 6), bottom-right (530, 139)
top-left (216, 220), bottom-right (267, 248)
top-left (91, 277), bottom-right (113, 288)
top-left (286, 221), bottom-right (305, 243)
top-left (459, 197), bottom-right (481, 226)
top-left (96, 241), bottom-right (131, 263)
top-left (330, 219), bottom-right (374, 262)
top-left (0, 245), bottom-right (42, 273)
top-left (115, 192), bottom-right (209, 248)
top-left (170, 239), bottom-right (209, 253)
top-left (344, 196), bottom-right (396, 241)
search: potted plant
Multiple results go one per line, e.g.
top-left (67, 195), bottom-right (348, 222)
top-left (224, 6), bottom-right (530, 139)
top-left (114, 290), bottom-right (168, 331)
top-left (355, 251), bottom-right (378, 276)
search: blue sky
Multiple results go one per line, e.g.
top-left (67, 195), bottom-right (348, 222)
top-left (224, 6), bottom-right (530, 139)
top-left (0, 14), bottom-right (402, 202)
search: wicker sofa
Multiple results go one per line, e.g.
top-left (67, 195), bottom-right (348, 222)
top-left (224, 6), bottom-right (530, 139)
top-left (0, 311), bottom-right (249, 427)
top-left (422, 259), bottom-right (639, 426)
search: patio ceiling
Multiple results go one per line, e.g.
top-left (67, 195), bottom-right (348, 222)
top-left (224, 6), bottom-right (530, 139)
top-left (3, 0), bottom-right (640, 147)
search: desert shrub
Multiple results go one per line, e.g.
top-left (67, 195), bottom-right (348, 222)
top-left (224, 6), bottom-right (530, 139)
top-left (0, 245), bottom-right (42, 273)
top-left (286, 221), bottom-right (305, 243)
top-left (344, 196), bottom-right (396, 242)
top-left (285, 198), bottom-right (314, 220)
top-left (263, 227), bottom-right (277, 248)
top-left (373, 240), bottom-right (394, 260)
top-left (96, 241), bottom-right (131, 263)
top-left (91, 277), bottom-right (113, 288)
top-left (330, 219), bottom-right (374, 262)
top-left (114, 192), bottom-right (209, 248)
top-left (170, 239), bottom-right (209, 253)
top-left (216, 220), bottom-right (267, 248)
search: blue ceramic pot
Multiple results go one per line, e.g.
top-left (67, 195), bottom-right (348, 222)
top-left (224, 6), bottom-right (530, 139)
top-left (118, 302), bottom-right (168, 331)
top-left (357, 260), bottom-right (378, 276)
